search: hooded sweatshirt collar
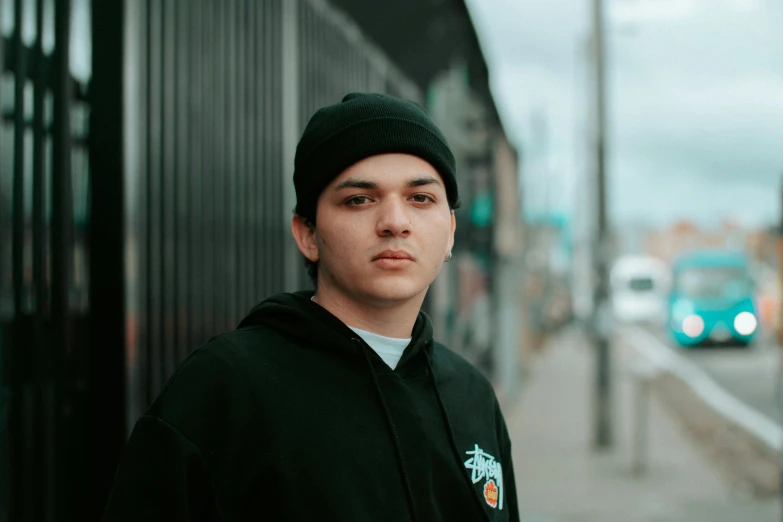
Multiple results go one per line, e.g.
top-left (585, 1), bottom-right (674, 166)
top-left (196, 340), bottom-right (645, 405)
top-left (236, 291), bottom-right (434, 372)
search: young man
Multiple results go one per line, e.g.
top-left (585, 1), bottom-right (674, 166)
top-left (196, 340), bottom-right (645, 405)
top-left (104, 93), bottom-right (519, 521)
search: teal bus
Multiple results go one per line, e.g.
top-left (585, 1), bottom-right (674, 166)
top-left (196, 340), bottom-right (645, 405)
top-left (668, 250), bottom-right (758, 347)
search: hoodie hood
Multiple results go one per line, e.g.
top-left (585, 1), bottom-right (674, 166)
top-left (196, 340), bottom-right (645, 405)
top-left (237, 290), bottom-right (435, 370)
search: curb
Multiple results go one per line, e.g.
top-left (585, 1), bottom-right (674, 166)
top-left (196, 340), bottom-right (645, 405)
top-left (622, 325), bottom-right (782, 497)
top-left (624, 326), bottom-right (782, 452)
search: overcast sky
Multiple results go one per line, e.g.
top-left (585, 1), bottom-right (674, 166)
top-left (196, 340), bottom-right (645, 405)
top-left (465, 0), bottom-right (783, 230)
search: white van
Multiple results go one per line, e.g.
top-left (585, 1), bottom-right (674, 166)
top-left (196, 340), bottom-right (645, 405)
top-left (610, 255), bottom-right (671, 325)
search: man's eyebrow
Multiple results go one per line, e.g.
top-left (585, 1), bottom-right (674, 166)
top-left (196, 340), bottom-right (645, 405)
top-left (334, 179), bottom-right (379, 191)
top-left (407, 177), bottom-right (442, 188)
top-left (333, 176), bottom-right (443, 191)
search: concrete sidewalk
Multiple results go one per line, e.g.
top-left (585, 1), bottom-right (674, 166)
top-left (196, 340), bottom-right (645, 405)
top-left (506, 327), bottom-right (780, 522)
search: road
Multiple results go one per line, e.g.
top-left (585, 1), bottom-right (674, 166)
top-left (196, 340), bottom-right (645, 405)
top-left (649, 327), bottom-right (781, 424)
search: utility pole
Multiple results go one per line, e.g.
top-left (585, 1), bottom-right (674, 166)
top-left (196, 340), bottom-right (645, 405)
top-left (778, 174), bottom-right (783, 522)
top-left (778, 174), bottom-right (783, 347)
top-left (591, 0), bottom-right (613, 449)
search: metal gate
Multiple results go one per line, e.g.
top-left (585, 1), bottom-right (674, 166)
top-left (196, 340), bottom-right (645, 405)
top-left (1, 0), bottom-right (92, 519)
top-left (2, 0), bottom-right (422, 519)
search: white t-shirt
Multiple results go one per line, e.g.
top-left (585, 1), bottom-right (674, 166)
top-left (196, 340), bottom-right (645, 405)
top-left (348, 326), bottom-right (411, 370)
top-left (310, 297), bottom-right (411, 369)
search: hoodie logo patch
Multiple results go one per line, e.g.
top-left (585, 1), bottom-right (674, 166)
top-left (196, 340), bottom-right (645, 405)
top-left (483, 480), bottom-right (499, 508)
top-left (464, 444), bottom-right (503, 510)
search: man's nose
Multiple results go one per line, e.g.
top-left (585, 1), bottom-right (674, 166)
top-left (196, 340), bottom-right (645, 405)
top-left (376, 199), bottom-right (411, 237)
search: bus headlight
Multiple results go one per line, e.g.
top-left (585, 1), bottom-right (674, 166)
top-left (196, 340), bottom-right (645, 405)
top-left (733, 312), bottom-right (757, 336)
top-left (682, 315), bottom-right (705, 338)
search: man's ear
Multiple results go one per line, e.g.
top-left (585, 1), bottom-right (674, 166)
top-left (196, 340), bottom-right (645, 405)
top-left (447, 210), bottom-right (456, 253)
top-left (291, 215), bottom-right (319, 262)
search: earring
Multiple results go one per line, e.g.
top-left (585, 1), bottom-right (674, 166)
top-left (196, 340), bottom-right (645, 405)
top-left (444, 251), bottom-right (452, 263)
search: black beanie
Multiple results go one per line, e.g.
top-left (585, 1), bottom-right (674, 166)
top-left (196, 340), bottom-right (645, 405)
top-left (293, 92), bottom-right (458, 219)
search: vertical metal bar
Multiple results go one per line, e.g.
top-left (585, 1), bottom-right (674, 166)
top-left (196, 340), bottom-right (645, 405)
top-left (264, 2), bottom-right (273, 296)
top-left (357, 46), bottom-right (364, 91)
top-left (172, 0), bottom-right (181, 362)
top-left (221, 0), bottom-right (231, 327)
top-left (183, 0), bottom-right (192, 355)
top-left (259, 1), bottom-right (268, 297)
top-left (9, 2), bottom-right (29, 517)
top-left (306, 2), bottom-right (315, 122)
top-left (12, 0), bottom-right (24, 318)
top-left (32, 0), bottom-right (45, 316)
top-left (233, 0), bottom-right (241, 313)
top-left (174, 0), bottom-right (188, 362)
top-left (123, 0), bottom-right (148, 432)
top-left (89, 0), bottom-right (126, 516)
top-left (245, 0), bottom-right (252, 304)
top-left (145, 0), bottom-right (159, 400)
top-left (260, 0), bottom-right (267, 301)
top-left (129, 0), bottom-right (150, 431)
top-left (232, 0), bottom-right (241, 319)
top-left (240, 0), bottom-right (249, 314)
top-left (227, 0), bottom-right (237, 325)
top-left (253, 2), bottom-right (269, 299)
top-left (348, 45), bottom-right (356, 92)
top-left (270, 1), bottom-right (278, 293)
top-left (245, 0), bottom-right (255, 310)
top-left (165, 0), bottom-right (177, 372)
top-left (252, 0), bottom-right (260, 299)
top-left (337, 26), bottom-right (345, 93)
top-left (23, 388), bottom-right (35, 522)
top-left (278, 0), bottom-right (285, 292)
top-left (142, 0), bottom-right (152, 406)
top-left (266, 0), bottom-right (274, 296)
top-left (156, 0), bottom-right (166, 391)
top-left (0, 3), bottom-right (8, 517)
top-left (225, 0), bottom-right (234, 326)
top-left (216, 0), bottom-right (225, 329)
top-left (161, 0), bottom-right (175, 379)
top-left (281, 0), bottom-right (299, 292)
top-left (31, 2), bottom-right (53, 519)
top-left (201, 0), bottom-right (214, 339)
top-left (258, 8), bottom-right (266, 295)
top-left (188, 0), bottom-right (202, 350)
top-left (212, 1), bottom-right (224, 331)
top-left (158, 0), bottom-right (170, 385)
top-left (276, 0), bottom-right (286, 292)
top-left (52, 0), bottom-right (73, 516)
top-left (344, 38), bottom-right (351, 92)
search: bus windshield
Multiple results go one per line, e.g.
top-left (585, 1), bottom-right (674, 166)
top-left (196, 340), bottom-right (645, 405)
top-left (674, 266), bottom-right (752, 300)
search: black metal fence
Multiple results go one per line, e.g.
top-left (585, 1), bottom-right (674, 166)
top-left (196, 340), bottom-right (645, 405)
top-left (1, 0), bottom-right (425, 519)
top-left (1, 0), bottom-right (92, 519)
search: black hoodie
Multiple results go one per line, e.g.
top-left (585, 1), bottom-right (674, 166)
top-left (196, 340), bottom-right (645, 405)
top-left (104, 291), bottom-right (519, 521)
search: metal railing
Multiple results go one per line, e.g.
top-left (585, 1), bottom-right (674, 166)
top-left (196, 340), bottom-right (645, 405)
top-left (1, 0), bottom-right (425, 519)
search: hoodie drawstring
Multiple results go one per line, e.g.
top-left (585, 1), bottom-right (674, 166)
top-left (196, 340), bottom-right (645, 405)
top-left (423, 345), bottom-right (493, 522)
top-left (353, 338), bottom-right (419, 522)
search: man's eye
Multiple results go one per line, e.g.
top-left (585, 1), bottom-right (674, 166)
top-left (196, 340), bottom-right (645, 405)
top-left (411, 194), bottom-right (434, 203)
top-left (346, 196), bottom-right (370, 206)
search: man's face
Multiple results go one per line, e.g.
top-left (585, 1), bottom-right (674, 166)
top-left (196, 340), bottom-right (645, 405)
top-left (298, 153), bottom-right (456, 306)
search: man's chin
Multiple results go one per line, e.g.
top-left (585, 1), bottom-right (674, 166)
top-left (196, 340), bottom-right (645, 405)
top-left (360, 282), bottom-right (428, 305)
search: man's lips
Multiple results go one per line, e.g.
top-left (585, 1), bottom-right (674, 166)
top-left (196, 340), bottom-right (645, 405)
top-left (372, 250), bottom-right (416, 261)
